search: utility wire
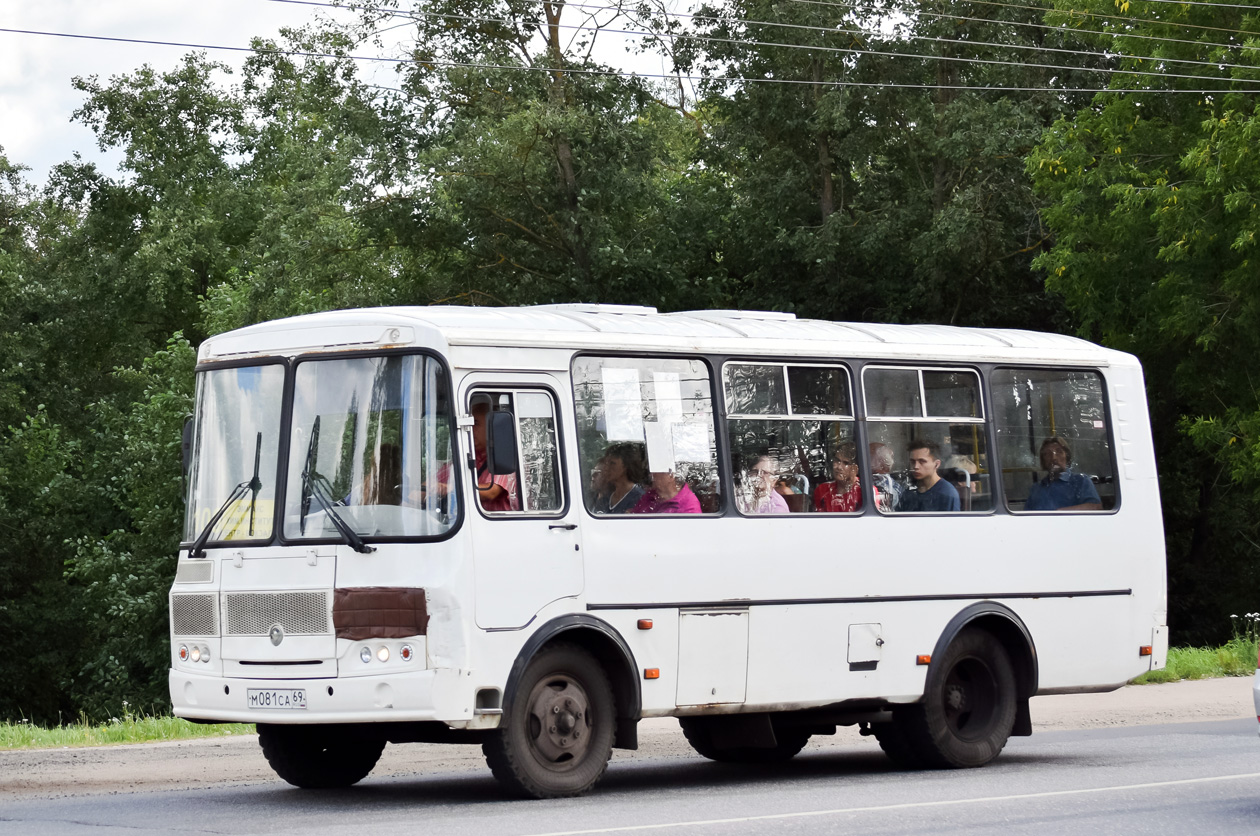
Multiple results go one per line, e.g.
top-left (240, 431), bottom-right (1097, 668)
top-left (272, 0), bottom-right (1260, 48)
top-left (258, 0), bottom-right (1260, 83)
top-left (793, 0), bottom-right (1260, 42)
top-left (383, 2), bottom-right (1260, 79)
top-left (0, 25), bottom-right (1251, 93)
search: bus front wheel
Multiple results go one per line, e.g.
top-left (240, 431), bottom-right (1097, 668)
top-left (257, 724), bottom-right (385, 788)
top-left (483, 643), bottom-right (616, 798)
top-left (898, 627), bottom-right (1017, 768)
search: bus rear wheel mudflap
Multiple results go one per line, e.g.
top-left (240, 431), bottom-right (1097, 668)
top-left (257, 724), bottom-right (385, 789)
top-left (483, 642), bottom-right (617, 799)
top-left (679, 715), bottom-right (811, 764)
top-left (893, 627), bottom-right (1018, 769)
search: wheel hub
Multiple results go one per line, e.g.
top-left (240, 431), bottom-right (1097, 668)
top-left (527, 677), bottom-right (591, 765)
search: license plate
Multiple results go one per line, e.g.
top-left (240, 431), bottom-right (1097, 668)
top-left (247, 688), bottom-right (307, 710)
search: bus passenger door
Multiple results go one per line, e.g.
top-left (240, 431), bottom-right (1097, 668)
top-left (465, 381), bottom-right (583, 630)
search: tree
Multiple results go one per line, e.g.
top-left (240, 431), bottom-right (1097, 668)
top-left (1029, 1), bottom-right (1260, 643)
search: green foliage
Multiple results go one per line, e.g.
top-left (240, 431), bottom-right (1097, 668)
top-left (7, 1), bottom-right (1260, 719)
top-left (1029, 2), bottom-right (1260, 643)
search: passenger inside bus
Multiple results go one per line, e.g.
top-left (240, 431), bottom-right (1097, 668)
top-left (737, 454), bottom-right (790, 514)
top-left (470, 395), bottom-right (519, 512)
top-left (896, 439), bottom-right (960, 513)
top-left (813, 441), bottom-right (862, 512)
top-left (1026, 436), bottom-right (1102, 512)
top-left (592, 442), bottom-right (647, 514)
top-left (869, 442), bottom-right (903, 513)
top-left (631, 470), bottom-right (701, 514)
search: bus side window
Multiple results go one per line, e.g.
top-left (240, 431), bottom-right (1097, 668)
top-left (571, 356), bottom-right (720, 515)
top-left (724, 362), bottom-right (857, 515)
top-left (864, 367), bottom-right (990, 514)
top-left (470, 390), bottom-right (564, 516)
top-left (992, 369), bottom-right (1114, 512)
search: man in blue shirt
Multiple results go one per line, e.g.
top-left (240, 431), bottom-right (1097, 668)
top-left (896, 439), bottom-right (961, 513)
top-left (1025, 436), bottom-right (1102, 511)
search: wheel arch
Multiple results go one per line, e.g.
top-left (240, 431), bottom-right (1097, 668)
top-left (503, 614), bottom-right (642, 750)
top-left (930, 601), bottom-right (1039, 736)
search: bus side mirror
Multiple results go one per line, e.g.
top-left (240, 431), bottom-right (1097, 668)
top-left (487, 411), bottom-right (518, 475)
top-left (181, 416), bottom-right (194, 477)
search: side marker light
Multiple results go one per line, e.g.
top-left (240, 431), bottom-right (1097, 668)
top-left (643, 668), bottom-right (660, 680)
top-left (916, 655), bottom-right (932, 666)
top-left (1139, 646), bottom-right (1153, 657)
top-left (637, 619), bottom-right (653, 630)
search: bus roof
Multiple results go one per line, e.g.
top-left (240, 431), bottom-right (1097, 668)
top-left (198, 304), bottom-right (1130, 367)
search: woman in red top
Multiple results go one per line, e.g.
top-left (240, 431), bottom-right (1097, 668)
top-left (814, 441), bottom-right (862, 512)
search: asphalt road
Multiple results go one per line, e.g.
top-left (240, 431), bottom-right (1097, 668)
top-left (3, 714), bottom-right (1259, 835)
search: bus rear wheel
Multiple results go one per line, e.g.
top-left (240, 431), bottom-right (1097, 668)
top-left (898, 628), bottom-right (1017, 768)
top-left (679, 717), bottom-right (811, 764)
top-left (257, 724), bottom-right (385, 788)
top-left (483, 643), bottom-right (616, 799)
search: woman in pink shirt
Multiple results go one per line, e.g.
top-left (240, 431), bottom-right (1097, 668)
top-left (631, 470), bottom-right (701, 514)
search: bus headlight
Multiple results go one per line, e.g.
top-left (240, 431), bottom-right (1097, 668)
top-left (190, 646), bottom-right (202, 663)
top-left (360, 646), bottom-right (372, 664)
top-left (377, 646), bottom-right (390, 663)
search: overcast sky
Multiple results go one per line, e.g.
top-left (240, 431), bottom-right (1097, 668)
top-left (0, 1), bottom-right (345, 184)
top-left (0, 1), bottom-right (683, 187)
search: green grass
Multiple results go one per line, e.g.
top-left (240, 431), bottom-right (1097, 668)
top-left (0, 713), bottom-right (253, 750)
top-left (1132, 637), bottom-right (1259, 684)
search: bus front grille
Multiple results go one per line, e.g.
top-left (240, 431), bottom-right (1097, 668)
top-left (171, 593), bottom-right (219, 636)
top-left (223, 592), bottom-right (330, 636)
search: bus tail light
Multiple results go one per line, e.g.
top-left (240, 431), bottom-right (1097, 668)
top-left (400, 644), bottom-right (414, 662)
top-left (178, 644), bottom-right (189, 661)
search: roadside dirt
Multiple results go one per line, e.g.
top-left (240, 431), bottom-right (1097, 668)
top-left (2, 677), bottom-right (1255, 801)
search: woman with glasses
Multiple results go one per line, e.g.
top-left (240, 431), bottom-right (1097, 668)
top-left (737, 454), bottom-right (790, 514)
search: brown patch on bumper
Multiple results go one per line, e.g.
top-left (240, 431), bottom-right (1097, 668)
top-left (332, 587), bottom-right (428, 640)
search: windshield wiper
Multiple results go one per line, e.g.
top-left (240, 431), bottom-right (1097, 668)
top-left (296, 415), bottom-right (373, 554)
top-left (305, 469), bottom-right (376, 554)
top-left (189, 432), bottom-right (264, 559)
top-left (298, 417), bottom-right (321, 535)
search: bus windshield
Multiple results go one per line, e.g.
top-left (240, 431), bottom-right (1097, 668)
top-left (185, 364), bottom-right (285, 544)
top-left (283, 354), bottom-right (455, 542)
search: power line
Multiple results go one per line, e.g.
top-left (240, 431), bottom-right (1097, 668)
top-left (793, 0), bottom-right (1260, 42)
top-left (432, 3), bottom-right (1260, 81)
top-left (256, 0), bottom-right (1260, 85)
top-left (0, 24), bottom-right (1251, 94)
top-left (280, 0), bottom-right (1260, 50)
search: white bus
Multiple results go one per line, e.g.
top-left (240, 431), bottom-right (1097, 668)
top-left (170, 305), bottom-right (1167, 798)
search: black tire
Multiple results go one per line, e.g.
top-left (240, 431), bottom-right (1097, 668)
top-left (257, 724), bottom-right (385, 788)
top-left (870, 718), bottom-right (925, 770)
top-left (900, 628), bottom-right (1018, 768)
top-left (483, 643), bottom-right (616, 799)
top-left (679, 716), bottom-right (811, 764)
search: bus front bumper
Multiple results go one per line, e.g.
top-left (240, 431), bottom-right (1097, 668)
top-left (169, 667), bottom-right (473, 725)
